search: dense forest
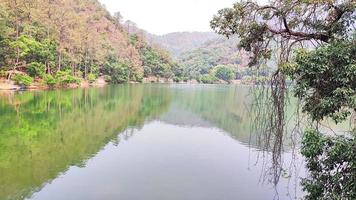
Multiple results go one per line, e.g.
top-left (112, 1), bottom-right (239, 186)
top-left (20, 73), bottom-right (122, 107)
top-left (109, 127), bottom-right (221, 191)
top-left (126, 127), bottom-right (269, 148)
top-left (147, 32), bottom-right (221, 58)
top-left (149, 32), bottom-right (269, 83)
top-left (176, 36), bottom-right (262, 82)
top-left (0, 0), bottom-right (178, 88)
top-left (0, 0), bottom-right (267, 88)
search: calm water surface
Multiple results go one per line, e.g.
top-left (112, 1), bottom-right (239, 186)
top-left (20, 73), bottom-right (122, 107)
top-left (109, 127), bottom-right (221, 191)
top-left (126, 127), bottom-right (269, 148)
top-left (0, 84), bottom-right (304, 200)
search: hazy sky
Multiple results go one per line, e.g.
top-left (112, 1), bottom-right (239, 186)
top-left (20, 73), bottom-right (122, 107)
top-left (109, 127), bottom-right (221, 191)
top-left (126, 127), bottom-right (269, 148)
top-left (99, 0), bottom-right (237, 35)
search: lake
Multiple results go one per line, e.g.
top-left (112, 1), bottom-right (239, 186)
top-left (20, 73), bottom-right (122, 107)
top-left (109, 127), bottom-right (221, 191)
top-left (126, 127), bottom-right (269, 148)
top-left (0, 84), bottom-right (305, 200)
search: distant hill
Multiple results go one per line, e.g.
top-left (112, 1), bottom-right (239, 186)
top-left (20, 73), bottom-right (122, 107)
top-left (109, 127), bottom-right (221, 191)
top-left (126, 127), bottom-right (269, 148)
top-left (178, 36), bottom-right (249, 67)
top-left (142, 31), bottom-right (253, 81)
top-left (147, 32), bottom-right (221, 58)
top-left (175, 36), bottom-right (250, 78)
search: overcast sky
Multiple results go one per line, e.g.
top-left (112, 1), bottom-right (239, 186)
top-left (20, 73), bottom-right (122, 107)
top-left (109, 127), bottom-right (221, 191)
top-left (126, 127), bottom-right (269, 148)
top-left (99, 0), bottom-right (237, 35)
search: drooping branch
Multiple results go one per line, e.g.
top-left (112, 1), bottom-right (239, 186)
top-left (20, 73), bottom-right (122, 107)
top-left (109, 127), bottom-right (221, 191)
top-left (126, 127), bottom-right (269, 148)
top-left (266, 26), bottom-right (330, 42)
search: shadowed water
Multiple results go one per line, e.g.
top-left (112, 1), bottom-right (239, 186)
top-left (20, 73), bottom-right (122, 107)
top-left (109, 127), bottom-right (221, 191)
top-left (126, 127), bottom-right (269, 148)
top-left (0, 84), bottom-right (304, 200)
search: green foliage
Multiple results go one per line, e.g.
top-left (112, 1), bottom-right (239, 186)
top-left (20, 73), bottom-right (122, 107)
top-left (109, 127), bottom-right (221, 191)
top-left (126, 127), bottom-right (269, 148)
top-left (177, 36), bottom-right (244, 80)
top-left (212, 65), bottom-right (235, 82)
top-left (210, 2), bottom-right (355, 200)
top-left (140, 45), bottom-right (173, 78)
top-left (301, 129), bottom-right (356, 200)
top-left (210, 1), bottom-right (355, 66)
top-left (12, 73), bottom-right (33, 86)
top-left (27, 62), bottom-right (45, 78)
top-left (0, 70), bottom-right (6, 78)
top-left (0, 2), bottom-right (177, 86)
top-left (87, 73), bottom-right (96, 83)
top-left (286, 38), bottom-right (356, 200)
top-left (103, 60), bottom-right (130, 84)
top-left (200, 74), bottom-right (217, 84)
top-left (42, 74), bottom-right (57, 87)
top-left (286, 39), bottom-right (356, 123)
top-left (55, 70), bottom-right (81, 85)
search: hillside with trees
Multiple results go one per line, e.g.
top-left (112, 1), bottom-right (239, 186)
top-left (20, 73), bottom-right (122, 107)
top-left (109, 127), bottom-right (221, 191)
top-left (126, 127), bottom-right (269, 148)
top-left (176, 36), bottom-right (255, 82)
top-left (147, 32), bottom-right (220, 58)
top-left (0, 0), bottom-right (178, 88)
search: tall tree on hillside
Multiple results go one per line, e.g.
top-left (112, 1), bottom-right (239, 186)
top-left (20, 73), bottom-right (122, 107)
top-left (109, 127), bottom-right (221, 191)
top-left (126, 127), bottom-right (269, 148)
top-left (1, 0), bottom-right (35, 77)
top-left (113, 11), bottom-right (123, 29)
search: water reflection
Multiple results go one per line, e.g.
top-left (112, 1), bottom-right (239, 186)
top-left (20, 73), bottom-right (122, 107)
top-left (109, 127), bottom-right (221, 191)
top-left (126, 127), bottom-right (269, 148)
top-left (0, 84), bottom-right (303, 200)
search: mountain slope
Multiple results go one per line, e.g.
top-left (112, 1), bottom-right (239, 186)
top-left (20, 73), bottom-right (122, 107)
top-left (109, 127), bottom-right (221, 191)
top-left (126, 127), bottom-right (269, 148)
top-left (147, 32), bottom-right (221, 57)
top-left (0, 0), bottom-right (179, 86)
top-left (176, 36), bottom-right (250, 79)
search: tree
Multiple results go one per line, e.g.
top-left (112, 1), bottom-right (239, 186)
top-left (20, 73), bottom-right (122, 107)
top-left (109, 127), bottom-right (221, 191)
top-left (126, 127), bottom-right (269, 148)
top-left (212, 65), bottom-right (235, 82)
top-left (211, 1), bottom-right (355, 66)
top-left (113, 11), bottom-right (123, 27)
top-left (210, 1), bottom-right (355, 197)
top-left (210, 0), bottom-right (355, 134)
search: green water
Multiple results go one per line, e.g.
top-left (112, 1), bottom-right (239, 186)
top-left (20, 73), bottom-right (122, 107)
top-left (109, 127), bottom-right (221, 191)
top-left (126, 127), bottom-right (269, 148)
top-left (0, 84), bottom-right (304, 200)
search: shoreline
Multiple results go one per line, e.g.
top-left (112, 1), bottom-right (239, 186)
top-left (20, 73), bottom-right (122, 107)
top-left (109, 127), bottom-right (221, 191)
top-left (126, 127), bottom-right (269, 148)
top-left (0, 78), bottom-right (254, 92)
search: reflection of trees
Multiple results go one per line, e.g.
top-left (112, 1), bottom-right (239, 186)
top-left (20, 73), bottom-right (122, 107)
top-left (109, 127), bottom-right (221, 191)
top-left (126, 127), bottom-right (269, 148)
top-left (170, 85), bottom-right (262, 148)
top-left (0, 85), bottom-right (171, 200)
top-left (169, 85), bottom-right (302, 199)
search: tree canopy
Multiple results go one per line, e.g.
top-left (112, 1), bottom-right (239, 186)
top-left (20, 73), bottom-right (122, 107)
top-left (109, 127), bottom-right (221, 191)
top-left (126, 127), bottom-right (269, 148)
top-left (0, 0), bottom-right (179, 86)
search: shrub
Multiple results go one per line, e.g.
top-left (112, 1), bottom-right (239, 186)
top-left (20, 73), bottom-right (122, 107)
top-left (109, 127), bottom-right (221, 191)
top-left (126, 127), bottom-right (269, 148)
top-left (103, 61), bottom-right (130, 84)
top-left (200, 74), bottom-right (217, 84)
top-left (143, 66), bottom-right (152, 77)
top-left (55, 70), bottom-right (81, 85)
top-left (12, 73), bottom-right (33, 86)
top-left (43, 74), bottom-right (57, 87)
top-left (87, 73), bottom-right (96, 83)
top-left (27, 62), bottom-right (45, 78)
top-left (212, 65), bottom-right (235, 82)
top-left (0, 70), bottom-right (6, 78)
top-left (173, 77), bottom-right (181, 83)
top-left (103, 75), bottom-right (112, 83)
top-left (301, 129), bottom-right (356, 200)
top-left (131, 71), bottom-right (144, 83)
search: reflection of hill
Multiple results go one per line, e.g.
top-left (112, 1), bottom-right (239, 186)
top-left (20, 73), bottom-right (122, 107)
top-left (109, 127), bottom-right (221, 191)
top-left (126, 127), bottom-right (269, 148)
top-left (159, 104), bottom-right (213, 128)
top-left (0, 85), bottom-right (171, 200)
top-left (166, 85), bottom-right (300, 151)
top-left (168, 85), bottom-right (254, 147)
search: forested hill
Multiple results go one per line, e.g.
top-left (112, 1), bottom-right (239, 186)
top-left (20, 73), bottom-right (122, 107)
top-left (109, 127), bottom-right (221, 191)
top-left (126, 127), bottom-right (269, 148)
top-left (148, 32), bottom-right (255, 83)
top-left (147, 32), bottom-right (221, 58)
top-left (0, 0), bottom-right (178, 87)
top-left (177, 36), bottom-right (250, 76)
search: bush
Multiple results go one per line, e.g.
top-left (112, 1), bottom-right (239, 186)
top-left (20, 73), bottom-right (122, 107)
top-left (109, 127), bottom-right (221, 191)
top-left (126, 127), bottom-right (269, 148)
top-left (27, 62), bottom-right (45, 78)
top-left (87, 73), bottom-right (96, 83)
top-left (173, 77), bottom-right (181, 83)
top-left (0, 70), bottom-right (6, 78)
top-left (200, 74), bottom-right (217, 84)
top-left (143, 66), bottom-right (152, 77)
top-left (111, 63), bottom-right (129, 84)
top-left (43, 74), bottom-right (57, 87)
top-left (12, 73), bottom-right (33, 86)
top-left (131, 71), bottom-right (144, 83)
top-left (212, 65), bottom-right (235, 82)
top-left (55, 70), bottom-right (81, 85)
top-left (103, 61), bottom-right (130, 84)
top-left (301, 129), bottom-right (356, 200)
top-left (103, 75), bottom-right (112, 83)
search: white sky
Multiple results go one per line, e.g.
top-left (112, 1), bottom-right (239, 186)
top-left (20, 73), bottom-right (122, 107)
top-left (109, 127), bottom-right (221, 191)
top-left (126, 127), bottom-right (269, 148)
top-left (99, 0), bottom-right (237, 35)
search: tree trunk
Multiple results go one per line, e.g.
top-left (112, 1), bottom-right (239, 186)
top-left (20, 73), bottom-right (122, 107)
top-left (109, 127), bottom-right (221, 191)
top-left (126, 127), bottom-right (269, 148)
top-left (58, 52), bottom-right (62, 71)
